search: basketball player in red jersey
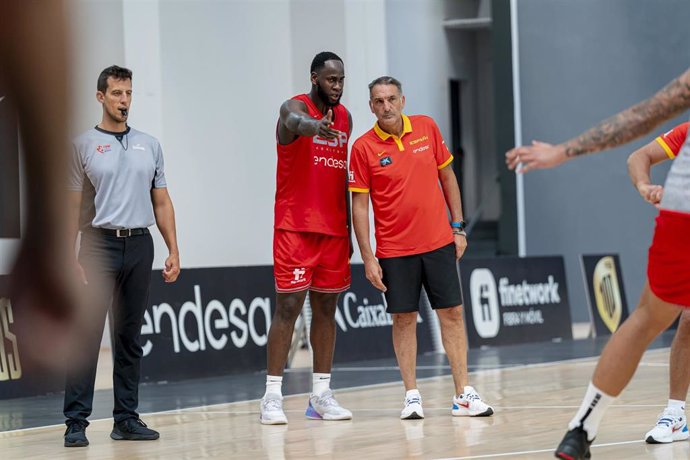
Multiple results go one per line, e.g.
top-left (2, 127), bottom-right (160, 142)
top-left (627, 122), bottom-right (690, 444)
top-left (505, 65), bottom-right (690, 459)
top-left (260, 52), bottom-right (353, 425)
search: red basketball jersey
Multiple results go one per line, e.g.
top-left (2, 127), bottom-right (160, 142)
top-left (274, 94), bottom-right (350, 236)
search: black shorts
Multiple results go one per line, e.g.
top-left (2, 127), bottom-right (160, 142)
top-left (379, 243), bottom-right (463, 314)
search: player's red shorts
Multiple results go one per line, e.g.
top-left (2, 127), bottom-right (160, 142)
top-left (273, 229), bottom-right (351, 293)
top-left (648, 209), bottom-right (690, 307)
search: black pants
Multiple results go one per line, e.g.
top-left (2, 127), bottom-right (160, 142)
top-left (64, 231), bottom-right (153, 424)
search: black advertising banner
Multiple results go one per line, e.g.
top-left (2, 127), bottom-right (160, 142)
top-left (332, 264), bottom-right (433, 363)
top-left (581, 254), bottom-right (629, 337)
top-left (0, 276), bottom-right (64, 400)
top-left (142, 264), bottom-right (433, 382)
top-left (459, 256), bottom-right (573, 348)
top-left (0, 77), bottom-right (20, 238)
top-left (0, 263), bottom-right (435, 395)
top-left (141, 266), bottom-right (274, 382)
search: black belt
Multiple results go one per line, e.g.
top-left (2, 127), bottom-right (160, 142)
top-left (94, 227), bottom-right (150, 238)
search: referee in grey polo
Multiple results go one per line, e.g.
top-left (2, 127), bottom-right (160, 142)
top-left (63, 65), bottom-right (180, 447)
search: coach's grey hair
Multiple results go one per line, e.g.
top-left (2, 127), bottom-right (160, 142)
top-left (368, 76), bottom-right (403, 96)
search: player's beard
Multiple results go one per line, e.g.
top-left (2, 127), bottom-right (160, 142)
top-left (316, 83), bottom-right (341, 107)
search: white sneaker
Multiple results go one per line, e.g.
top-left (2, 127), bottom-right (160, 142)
top-left (452, 386), bottom-right (494, 417)
top-left (260, 393), bottom-right (288, 425)
top-left (400, 393), bottom-right (424, 420)
top-left (645, 407), bottom-right (689, 443)
top-left (305, 390), bottom-right (352, 420)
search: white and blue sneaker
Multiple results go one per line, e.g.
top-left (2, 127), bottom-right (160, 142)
top-left (260, 393), bottom-right (288, 425)
top-left (400, 394), bottom-right (424, 420)
top-left (452, 386), bottom-right (494, 417)
top-left (305, 390), bottom-right (352, 420)
top-left (645, 407), bottom-right (689, 444)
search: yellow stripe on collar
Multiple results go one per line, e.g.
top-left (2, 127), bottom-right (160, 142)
top-left (373, 115), bottom-right (412, 151)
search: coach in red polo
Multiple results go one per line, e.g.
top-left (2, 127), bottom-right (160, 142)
top-left (349, 76), bottom-right (493, 421)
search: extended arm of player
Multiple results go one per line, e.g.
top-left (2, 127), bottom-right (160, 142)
top-left (152, 188), bottom-right (181, 283)
top-left (506, 67), bottom-right (690, 172)
top-left (278, 99), bottom-right (341, 142)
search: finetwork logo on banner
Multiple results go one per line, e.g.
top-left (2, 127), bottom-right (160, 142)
top-left (469, 269), bottom-right (500, 338)
top-left (462, 256), bottom-right (572, 347)
top-left (470, 269), bottom-right (561, 338)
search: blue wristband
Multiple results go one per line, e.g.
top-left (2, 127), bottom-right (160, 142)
top-left (450, 221), bottom-right (465, 229)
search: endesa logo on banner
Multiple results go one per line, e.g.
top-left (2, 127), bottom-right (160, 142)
top-left (460, 257), bottom-right (573, 347)
top-left (141, 266), bottom-right (275, 382)
top-left (141, 285), bottom-right (271, 357)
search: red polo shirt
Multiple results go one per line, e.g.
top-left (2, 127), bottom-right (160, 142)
top-left (349, 114), bottom-right (454, 258)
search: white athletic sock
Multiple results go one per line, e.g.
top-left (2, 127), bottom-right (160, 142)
top-left (668, 399), bottom-right (685, 412)
top-left (312, 373), bottom-right (331, 396)
top-left (568, 382), bottom-right (615, 441)
top-left (265, 375), bottom-right (283, 398)
top-left (406, 389), bottom-right (421, 400)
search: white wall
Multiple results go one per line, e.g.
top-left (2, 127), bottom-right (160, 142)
top-left (384, 0), bottom-right (500, 223)
top-left (385, 0), bottom-right (452, 138)
top-left (153, 0), bottom-right (293, 268)
top-left (70, 0), bottom-right (126, 137)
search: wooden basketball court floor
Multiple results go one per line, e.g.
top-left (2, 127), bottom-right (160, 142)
top-left (1, 334), bottom-right (687, 459)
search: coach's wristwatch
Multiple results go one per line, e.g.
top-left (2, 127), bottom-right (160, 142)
top-left (450, 220), bottom-right (466, 230)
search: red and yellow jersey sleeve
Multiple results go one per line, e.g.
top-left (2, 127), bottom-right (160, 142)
top-left (348, 141), bottom-right (370, 193)
top-left (656, 122), bottom-right (689, 159)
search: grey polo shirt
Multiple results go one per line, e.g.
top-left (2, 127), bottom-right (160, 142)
top-left (69, 126), bottom-right (167, 230)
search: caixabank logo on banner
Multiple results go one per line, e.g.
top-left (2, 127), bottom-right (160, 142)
top-left (332, 264), bottom-right (432, 363)
top-left (141, 265), bottom-right (433, 382)
top-left (581, 254), bottom-right (629, 336)
top-left (460, 257), bottom-right (573, 347)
